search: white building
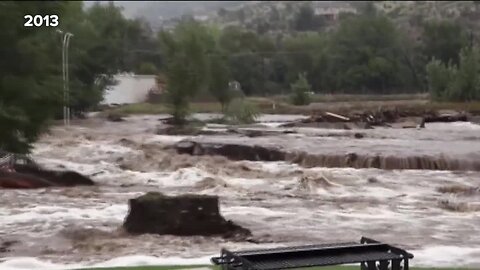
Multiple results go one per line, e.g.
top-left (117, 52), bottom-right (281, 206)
top-left (101, 73), bottom-right (159, 105)
top-left (314, 6), bottom-right (357, 20)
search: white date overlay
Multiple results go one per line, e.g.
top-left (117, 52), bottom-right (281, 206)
top-left (24, 15), bottom-right (59, 27)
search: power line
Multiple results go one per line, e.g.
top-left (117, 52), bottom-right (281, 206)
top-left (125, 49), bottom-right (163, 55)
top-left (124, 49), bottom-right (323, 56)
top-left (225, 50), bottom-right (322, 57)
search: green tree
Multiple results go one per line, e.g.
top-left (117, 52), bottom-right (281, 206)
top-left (269, 54), bottom-right (289, 92)
top-left (283, 33), bottom-right (327, 91)
top-left (74, 2), bottom-right (131, 112)
top-left (163, 53), bottom-right (192, 123)
top-left (208, 54), bottom-right (232, 111)
top-left (59, 2), bottom-right (158, 114)
top-left (123, 19), bottom-right (163, 74)
top-left (328, 13), bottom-right (412, 93)
top-left (292, 2), bottom-right (325, 32)
top-left (0, 1), bottom-right (163, 153)
top-left (218, 26), bottom-right (276, 96)
top-left (426, 59), bottom-right (455, 101)
top-left (449, 47), bottom-right (480, 102)
top-left (421, 20), bottom-right (468, 66)
top-left (160, 20), bottom-right (210, 124)
top-left (397, 30), bottom-right (426, 91)
top-left (224, 98), bottom-right (259, 124)
top-left (426, 47), bottom-right (480, 102)
top-left (448, 47), bottom-right (480, 101)
top-left (0, 2), bottom-right (67, 153)
top-left (357, 1), bottom-right (377, 16)
top-left (290, 73), bottom-right (312, 105)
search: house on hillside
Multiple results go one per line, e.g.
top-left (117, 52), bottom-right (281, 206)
top-left (101, 73), bottom-right (165, 105)
top-left (314, 5), bottom-right (357, 21)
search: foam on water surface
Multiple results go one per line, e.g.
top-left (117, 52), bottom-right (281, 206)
top-left (2, 116), bottom-right (480, 268)
top-left (0, 255), bottom-right (213, 270)
top-left (412, 246), bottom-right (480, 267)
top-left (2, 246), bottom-right (480, 270)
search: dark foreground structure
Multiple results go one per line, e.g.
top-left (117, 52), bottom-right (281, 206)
top-left (211, 237), bottom-right (413, 270)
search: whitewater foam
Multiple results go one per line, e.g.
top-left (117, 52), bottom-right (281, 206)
top-left (0, 255), bottom-right (213, 270)
top-left (411, 246), bottom-right (480, 267)
top-left (2, 117), bottom-right (480, 268)
top-left (2, 246), bottom-right (480, 270)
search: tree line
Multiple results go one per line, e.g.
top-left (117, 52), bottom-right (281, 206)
top-left (1, 1), bottom-right (480, 152)
top-left (160, 3), bottom-right (480, 122)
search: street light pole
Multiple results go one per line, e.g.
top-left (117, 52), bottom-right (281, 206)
top-left (61, 33), bottom-right (67, 126)
top-left (65, 33), bottom-right (73, 126)
top-left (57, 29), bottom-right (73, 127)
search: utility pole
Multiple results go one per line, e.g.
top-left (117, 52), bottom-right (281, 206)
top-left (56, 29), bottom-right (74, 126)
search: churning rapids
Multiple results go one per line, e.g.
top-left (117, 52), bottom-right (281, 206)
top-left (1, 114), bottom-right (480, 269)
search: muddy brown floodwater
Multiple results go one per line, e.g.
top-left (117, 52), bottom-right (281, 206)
top-left (1, 114), bottom-right (480, 269)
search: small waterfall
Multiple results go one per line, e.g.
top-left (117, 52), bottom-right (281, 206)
top-left (289, 152), bottom-right (479, 171)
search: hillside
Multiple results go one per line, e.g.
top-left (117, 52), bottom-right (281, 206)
top-left (112, 1), bottom-right (246, 30)
top-left (107, 1), bottom-right (357, 32)
top-left (208, 1), bottom-right (357, 34)
top-left (210, 1), bottom-right (480, 41)
top-left (373, 1), bottom-right (480, 43)
top-left (376, 1), bottom-right (476, 20)
top-left (104, 1), bottom-right (480, 35)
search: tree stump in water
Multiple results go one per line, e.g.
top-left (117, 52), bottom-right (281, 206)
top-left (123, 192), bottom-right (251, 240)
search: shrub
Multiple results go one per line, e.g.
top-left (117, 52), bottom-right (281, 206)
top-left (426, 59), bottom-right (455, 101)
top-left (290, 73), bottom-right (312, 105)
top-left (224, 98), bottom-right (259, 124)
top-left (426, 47), bottom-right (480, 102)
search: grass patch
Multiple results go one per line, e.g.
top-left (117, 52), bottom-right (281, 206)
top-left (423, 101), bottom-right (480, 113)
top-left (98, 95), bottom-right (480, 117)
top-left (103, 102), bottom-right (222, 115)
top-left (272, 93), bottom-right (429, 103)
top-left (111, 103), bottom-right (170, 115)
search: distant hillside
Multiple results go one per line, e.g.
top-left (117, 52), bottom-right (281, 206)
top-left (112, 1), bottom-right (246, 29)
top-left (213, 1), bottom-right (480, 37)
top-left (375, 1), bottom-right (476, 20)
top-left (106, 1), bottom-right (356, 32)
top-left (209, 1), bottom-right (357, 34)
top-left (372, 1), bottom-right (480, 42)
top-left (106, 1), bottom-right (480, 37)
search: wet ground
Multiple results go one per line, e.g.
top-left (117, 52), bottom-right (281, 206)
top-left (1, 114), bottom-right (480, 269)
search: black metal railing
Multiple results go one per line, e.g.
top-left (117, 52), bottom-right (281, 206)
top-left (211, 237), bottom-right (413, 270)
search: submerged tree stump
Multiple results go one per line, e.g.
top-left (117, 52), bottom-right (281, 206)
top-left (123, 192), bottom-right (251, 239)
